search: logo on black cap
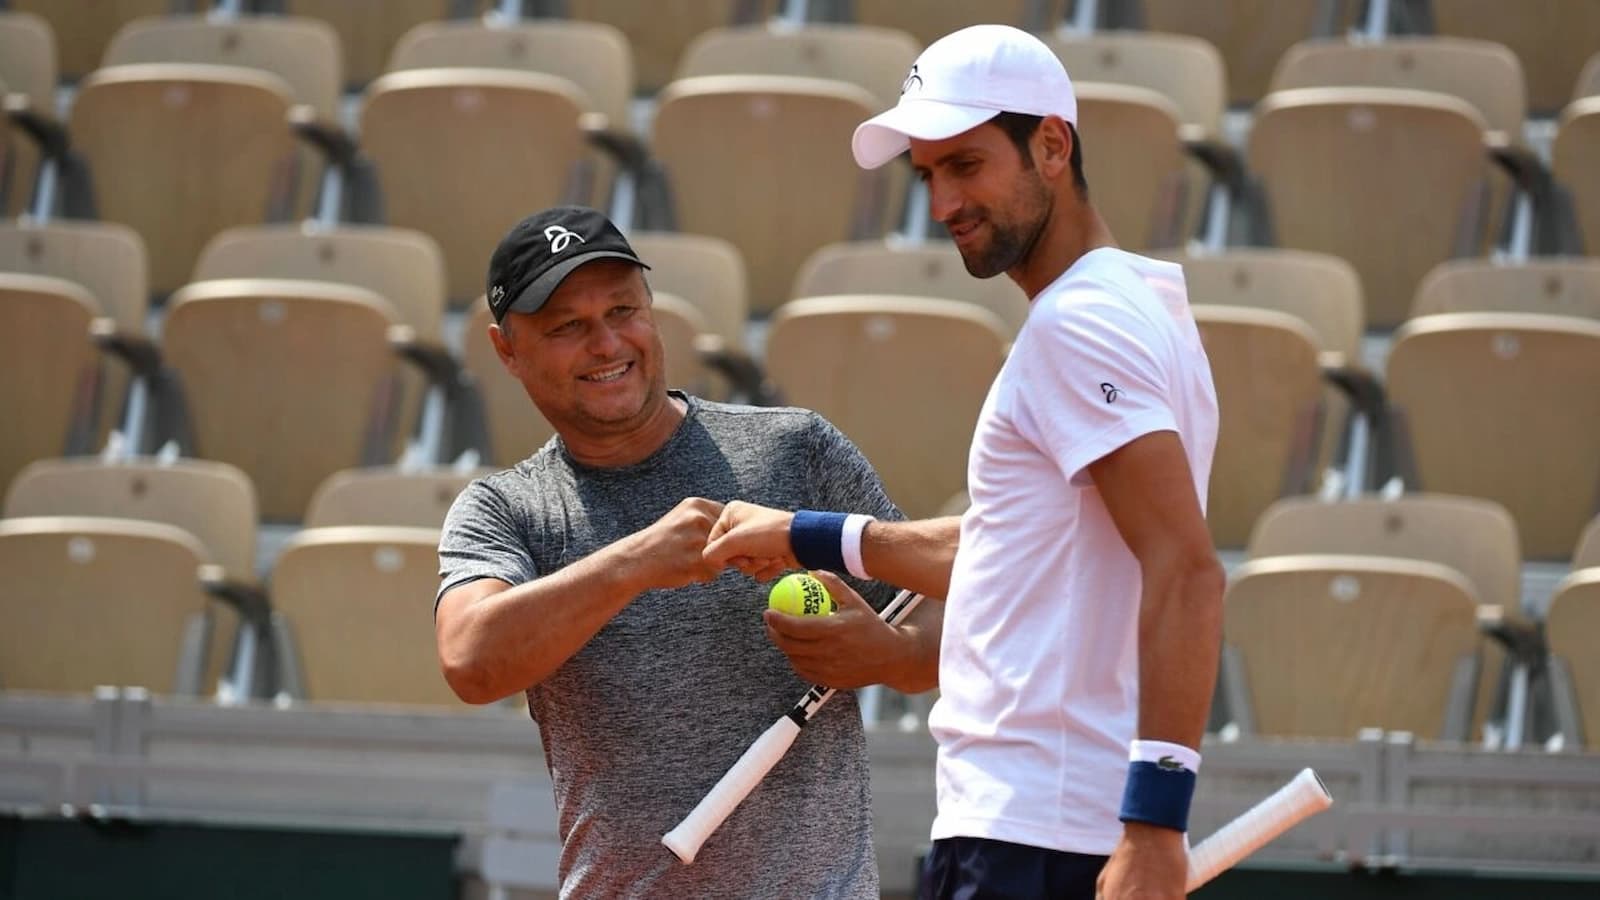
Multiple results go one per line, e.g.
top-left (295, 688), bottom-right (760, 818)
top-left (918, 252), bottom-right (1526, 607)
top-left (543, 225), bottom-right (585, 254)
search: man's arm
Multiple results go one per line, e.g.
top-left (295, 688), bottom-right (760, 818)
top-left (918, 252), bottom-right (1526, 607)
top-left (1090, 430), bottom-right (1226, 899)
top-left (763, 569), bottom-right (943, 692)
top-left (436, 497), bottom-right (723, 704)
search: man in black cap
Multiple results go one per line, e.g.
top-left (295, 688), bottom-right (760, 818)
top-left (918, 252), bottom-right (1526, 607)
top-left (433, 207), bottom-right (942, 896)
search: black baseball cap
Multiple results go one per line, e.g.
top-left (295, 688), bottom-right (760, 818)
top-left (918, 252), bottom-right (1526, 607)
top-left (485, 206), bottom-right (650, 322)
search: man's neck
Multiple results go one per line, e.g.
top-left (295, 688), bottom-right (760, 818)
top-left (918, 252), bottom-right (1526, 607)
top-left (562, 393), bottom-right (687, 469)
top-left (1011, 201), bottom-right (1117, 299)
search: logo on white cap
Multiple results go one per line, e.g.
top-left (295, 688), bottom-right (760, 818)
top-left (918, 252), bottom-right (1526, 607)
top-left (901, 64), bottom-right (922, 95)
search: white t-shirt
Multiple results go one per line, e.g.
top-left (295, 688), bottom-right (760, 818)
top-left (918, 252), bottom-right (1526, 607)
top-left (928, 247), bottom-right (1218, 855)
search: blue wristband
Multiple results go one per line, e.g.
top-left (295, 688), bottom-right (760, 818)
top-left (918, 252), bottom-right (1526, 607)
top-left (1118, 760), bottom-right (1196, 832)
top-left (790, 510), bottom-right (849, 573)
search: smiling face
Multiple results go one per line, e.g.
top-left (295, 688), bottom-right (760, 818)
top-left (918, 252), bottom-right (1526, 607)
top-left (910, 119), bottom-right (1055, 279)
top-left (489, 259), bottom-right (668, 442)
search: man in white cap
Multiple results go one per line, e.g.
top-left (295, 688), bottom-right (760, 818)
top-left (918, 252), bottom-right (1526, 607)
top-left (703, 24), bottom-right (1223, 900)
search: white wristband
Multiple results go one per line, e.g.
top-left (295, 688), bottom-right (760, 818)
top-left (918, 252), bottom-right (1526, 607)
top-left (841, 514), bottom-right (873, 580)
top-left (1129, 739), bottom-right (1202, 774)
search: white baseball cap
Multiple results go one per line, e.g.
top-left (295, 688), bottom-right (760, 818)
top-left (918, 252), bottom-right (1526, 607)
top-left (852, 24), bottom-right (1077, 170)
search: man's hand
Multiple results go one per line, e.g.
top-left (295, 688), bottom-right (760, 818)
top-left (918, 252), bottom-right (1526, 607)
top-left (702, 500), bottom-right (798, 581)
top-left (763, 570), bottom-right (911, 688)
top-left (620, 497), bottom-right (725, 592)
top-left (1095, 823), bottom-right (1188, 900)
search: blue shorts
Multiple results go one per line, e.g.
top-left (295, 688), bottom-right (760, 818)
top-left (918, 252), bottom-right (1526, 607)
top-left (919, 836), bottom-right (1108, 900)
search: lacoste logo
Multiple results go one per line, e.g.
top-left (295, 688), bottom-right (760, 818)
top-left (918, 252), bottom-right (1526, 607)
top-left (902, 64), bottom-right (923, 94)
top-left (1100, 382), bottom-right (1121, 403)
top-left (1157, 755), bottom-right (1185, 772)
top-left (489, 284), bottom-right (506, 304)
top-left (543, 225), bottom-right (586, 253)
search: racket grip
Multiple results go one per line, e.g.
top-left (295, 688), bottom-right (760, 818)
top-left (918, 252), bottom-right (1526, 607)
top-left (1185, 768), bottom-right (1332, 891)
top-left (662, 716), bottom-right (803, 864)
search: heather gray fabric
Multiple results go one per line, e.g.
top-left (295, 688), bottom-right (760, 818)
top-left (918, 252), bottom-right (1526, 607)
top-left (438, 393), bottom-right (903, 899)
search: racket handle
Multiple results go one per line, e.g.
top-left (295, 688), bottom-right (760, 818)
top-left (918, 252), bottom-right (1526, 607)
top-left (1185, 768), bottom-right (1332, 891)
top-left (662, 716), bottom-right (803, 864)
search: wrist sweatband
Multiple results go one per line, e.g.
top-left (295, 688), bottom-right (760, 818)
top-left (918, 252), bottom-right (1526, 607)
top-left (840, 514), bottom-right (873, 579)
top-left (791, 510), bottom-right (848, 573)
top-left (1118, 740), bottom-right (1201, 833)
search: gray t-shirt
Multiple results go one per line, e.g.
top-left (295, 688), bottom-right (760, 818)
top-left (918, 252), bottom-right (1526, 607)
top-left (438, 393), bottom-right (903, 899)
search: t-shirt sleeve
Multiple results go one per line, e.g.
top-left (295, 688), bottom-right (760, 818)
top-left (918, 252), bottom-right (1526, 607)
top-left (1019, 294), bottom-right (1178, 487)
top-left (803, 412), bottom-right (906, 610)
top-left (436, 477), bottom-right (539, 610)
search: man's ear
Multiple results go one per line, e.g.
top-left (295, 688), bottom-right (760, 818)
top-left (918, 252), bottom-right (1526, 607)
top-left (1034, 115), bottom-right (1073, 180)
top-left (488, 321), bottom-right (516, 371)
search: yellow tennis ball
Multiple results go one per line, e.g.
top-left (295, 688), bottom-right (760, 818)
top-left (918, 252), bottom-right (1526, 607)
top-left (768, 573), bottom-right (835, 616)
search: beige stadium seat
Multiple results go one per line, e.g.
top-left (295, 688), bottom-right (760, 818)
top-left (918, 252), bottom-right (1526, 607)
top-left (1137, 0), bottom-right (1339, 106)
top-left (281, 0), bottom-right (485, 88)
top-left (305, 467), bottom-right (488, 529)
top-left (854, 0), bottom-right (1050, 49)
top-left (1547, 569), bottom-right (1600, 750)
top-left (1074, 83), bottom-right (1189, 249)
top-left (0, 11), bottom-right (56, 217)
top-left (1271, 37), bottom-right (1526, 142)
top-left (1431, 0), bottom-right (1600, 115)
top-left (1224, 554), bottom-right (1484, 740)
top-left (1413, 258), bottom-right (1600, 320)
top-left (1168, 248), bottom-right (1363, 363)
top-left (792, 240), bottom-right (1030, 336)
top-left (463, 301), bottom-right (556, 467)
top-left (624, 230), bottom-right (750, 353)
top-left (1554, 98), bottom-right (1600, 254)
top-left (652, 75), bottom-right (890, 313)
top-left (1579, 516), bottom-right (1600, 569)
top-left (1041, 30), bottom-right (1227, 139)
top-left (0, 274), bottom-right (101, 496)
top-left (1387, 312), bottom-right (1600, 560)
top-left (269, 526), bottom-right (459, 705)
top-left (9, 0), bottom-right (167, 81)
top-left (162, 279), bottom-right (407, 522)
top-left (1249, 87), bottom-right (1492, 328)
top-left (389, 19), bottom-right (633, 130)
top-left (360, 68), bottom-right (593, 306)
top-left (765, 296), bottom-right (1008, 519)
top-left (0, 516), bottom-right (217, 695)
top-left (1577, 52), bottom-right (1600, 102)
top-left (678, 23), bottom-right (921, 108)
top-left (68, 63), bottom-right (297, 296)
top-left (1192, 305), bottom-right (1325, 548)
top-left (566, 0), bottom-right (774, 94)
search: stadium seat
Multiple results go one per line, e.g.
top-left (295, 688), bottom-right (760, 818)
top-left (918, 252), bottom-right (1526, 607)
top-left (792, 240), bottom-right (1030, 336)
top-left (1413, 258), bottom-right (1600, 320)
top-left (1386, 312), bottom-right (1600, 560)
top-left (0, 11), bottom-right (56, 217)
top-left (462, 300), bottom-right (555, 468)
top-left (565, 0), bottom-right (775, 94)
top-left (1249, 87), bottom-right (1493, 328)
top-left (1191, 305), bottom-right (1325, 548)
top-left (160, 278), bottom-right (408, 522)
top-left (280, 0), bottom-right (484, 89)
top-left (1430, 0), bottom-right (1600, 116)
top-left (1073, 83), bottom-right (1190, 249)
top-left (764, 296), bottom-right (1008, 520)
top-left (623, 230), bottom-right (750, 355)
top-left (1577, 51), bottom-right (1600, 102)
top-left (1136, 0), bottom-right (1339, 106)
top-left (8, 0), bottom-right (167, 81)
top-left (304, 467), bottom-right (487, 529)
top-left (1547, 568), bottom-right (1600, 751)
top-left (359, 68), bottom-right (593, 306)
top-left (268, 525), bottom-right (459, 705)
top-left (1579, 516), bottom-right (1600, 569)
top-left (68, 63), bottom-right (298, 296)
top-left (1041, 30), bottom-right (1227, 140)
top-left (677, 23), bottom-right (921, 108)
top-left (0, 516), bottom-right (217, 695)
top-left (853, 0), bottom-right (1050, 48)
top-left (1167, 248), bottom-right (1364, 364)
top-left (650, 75), bottom-right (889, 313)
top-left (0, 274), bottom-right (101, 496)
top-left (1553, 98), bottom-right (1600, 254)
top-left (1223, 554), bottom-right (1485, 740)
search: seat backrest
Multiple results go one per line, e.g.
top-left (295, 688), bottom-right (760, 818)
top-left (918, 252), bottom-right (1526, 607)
top-left (9, 0), bottom-right (166, 80)
top-left (69, 63), bottom-right (297, 296)
top-left (1387, 312), bottom-right (1600, 559)
top-left (566, 0), bottom-right (774, 93)
top-left (1431, 0), bottom-right (1600, 115)
top-left (792, 240), bottom-right (1030, 336)
top-left (765, 296), bottom-right (1008, 519)
top-left (1042, 30), bottom-right (1226, 136)
top-left (271, 525), bottom-right (459, 705)
top-left (4, 457), bottom-right (258, 577)
top-left (1225, 553), bottom-right (1483, 739)
top-left (1553, 98), bottom-right (1600, 256)
top-left (1413, 258), bottom-right (1600, 321)
top-left (1577, 51), bottom-right (1600, 103)
top-left (195, 224), bottom-right (447, 341)
top-left (1578, 516), bottom-right (1600, 568)
top-left (1247, 494), bottom-right (1521, 610)
top-left (0, 516), bottom-right (212, 694)
top-left (852, 0), bottom-right (1044, 48)
top-left (1249, 87), bottom-right (1491, 328)
top-left (162, 278), bottom-right (403, 522)
top-left (0, 220), bottom-right (147, 333)
top-left (0, 11), bottom-right (57, 111)
top-left (463, 301), bottom-right (557, 467)
top-left (104, 14), bottom-right (343, 119)
top-left (282, 0), bottom-right (478, 88)
top-left (388, 20), bottom-right (633, 128)
top-left (1545, 570), bottom-right (1600, 750)
top-left (652, 75), bottom-right (886, 313)
top-left (1137, 0), bottom-right (1336, 106)
top-left (0, 275), bottom-right (100, 497)
top-left (624, 231), bottom-right (749, 351)
top-left (360, 68), bottom-right (590, 306)
top-left (305, 467), bottom-right (489, 529)
top-left (651, 291), bottom-right (712, 396)
top-left (1192, 305), bottom-right (1325, 548)
top-left (1164, 248), bottom-right (1363, 362)
top-left (1074, 82), bottom-right (1187, 249)
top-left (678, 24), bottom-right (921, 109)
top-left (1272, 37), bottom-right (1526, 139)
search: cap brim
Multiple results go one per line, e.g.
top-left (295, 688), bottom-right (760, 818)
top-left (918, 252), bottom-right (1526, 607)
top-left (503, 250), bottom-right (649, 318)
top-left (851, 99), bottom-right (1003, 169)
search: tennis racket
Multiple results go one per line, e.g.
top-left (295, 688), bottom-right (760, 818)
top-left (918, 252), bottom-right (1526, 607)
top-left (1186, 767), bottom-right (1332, 890)
top-left (662, 588), bottom-right (926, 864)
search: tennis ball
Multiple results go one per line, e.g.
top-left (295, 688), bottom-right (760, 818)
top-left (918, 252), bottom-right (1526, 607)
top-left (768, 572), bottom-right (835, 616)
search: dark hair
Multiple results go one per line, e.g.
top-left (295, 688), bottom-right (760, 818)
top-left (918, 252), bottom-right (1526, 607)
top-left (991, 112), bottom-right (1088, 196)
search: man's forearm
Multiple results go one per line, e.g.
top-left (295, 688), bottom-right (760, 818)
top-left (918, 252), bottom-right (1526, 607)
top-left (1135, 551), bottom-right (1226, 749)
top-left (860, 516), bottom-right (962, 600)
